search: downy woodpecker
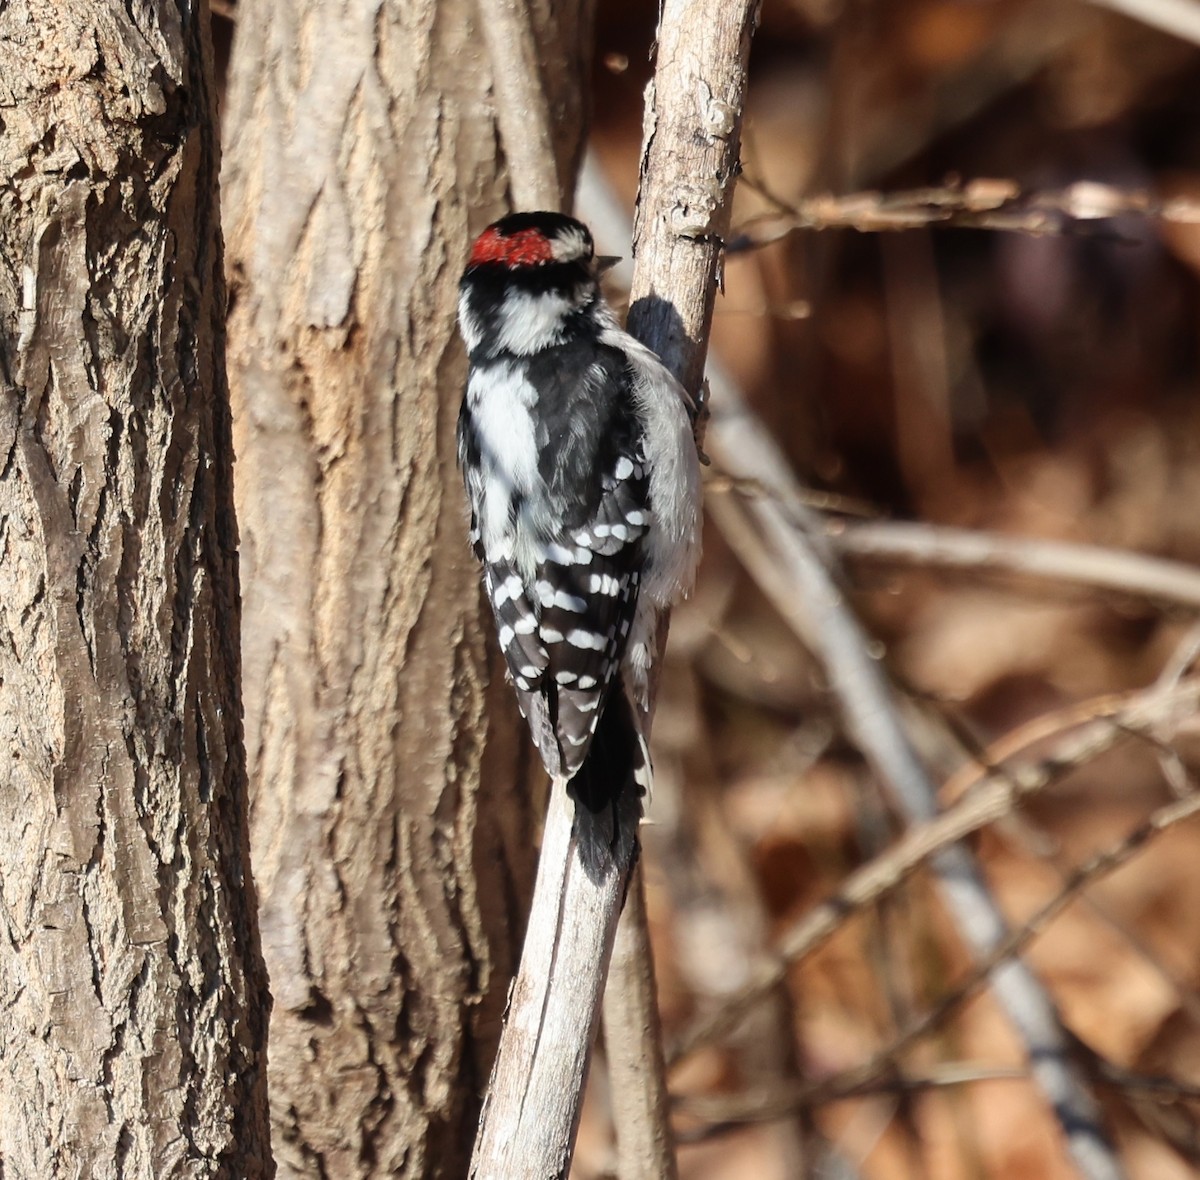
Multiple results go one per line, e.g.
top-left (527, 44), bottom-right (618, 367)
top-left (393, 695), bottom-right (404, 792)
top-left (457, 211), bottom-right (702, 864)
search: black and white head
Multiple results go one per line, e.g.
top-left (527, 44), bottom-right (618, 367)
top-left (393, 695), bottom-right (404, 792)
top-left (457, 212), bottom-right (616, 360)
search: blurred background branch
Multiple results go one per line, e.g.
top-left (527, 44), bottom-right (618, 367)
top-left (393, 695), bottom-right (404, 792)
top-left (1086, 0), bottom-right (1200, 46)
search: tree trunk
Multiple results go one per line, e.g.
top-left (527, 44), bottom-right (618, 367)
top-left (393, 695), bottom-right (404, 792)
top-left (0, 2), bottom-right (271, 1177)
top-left (220, 1), bottom-right (591, 1174)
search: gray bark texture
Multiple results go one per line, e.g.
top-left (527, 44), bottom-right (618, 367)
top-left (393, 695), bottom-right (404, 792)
top-left (220, 1), bottom-right (591, 1174)
top-left (0, 2), bottom-right (272, 1177)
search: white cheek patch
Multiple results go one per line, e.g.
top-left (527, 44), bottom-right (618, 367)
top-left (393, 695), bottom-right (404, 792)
top-left (458, 292), bottom-right (483, 353)
top-left (496, 290), bottom-right (573, 355)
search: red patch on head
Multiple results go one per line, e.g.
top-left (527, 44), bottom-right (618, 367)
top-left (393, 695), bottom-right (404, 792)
top-left (469, 226), bottom-right (555, 268)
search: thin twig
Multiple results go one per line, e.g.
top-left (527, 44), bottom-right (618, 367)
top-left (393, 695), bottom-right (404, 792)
top-left (672, 677), bottom-right (1199, 1063)
top-left (712, 491), bottom-right (1128, 1179)
top-left (824, 786), bottom-right (1200, 1107)
top-left (472, 2), bottom-right (757, 1174)
top-left (697, 333), bottom-right (1138, 1177)
top-left (828, 519), bottom-right (1200, 612)
top-left (600, 0), bottom-right (759, 1173)
top-left (726, 180), bottom-right (1200, 249)
top-left (669, 680), bottom-right (1186, 1064)
top-left (673, 780), bottom-right (1200, 1135)
top-left (675, 1062), bottom-right (1028, 1137)
top-left (475, 0), bottom-right (561, 211)
top-left (1087, 0), bottom-right (1200, 46)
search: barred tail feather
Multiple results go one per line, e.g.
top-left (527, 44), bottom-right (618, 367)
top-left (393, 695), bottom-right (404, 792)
top-left (564, 689), bottom-right (649, 881)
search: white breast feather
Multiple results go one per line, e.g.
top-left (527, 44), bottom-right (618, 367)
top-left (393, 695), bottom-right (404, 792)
top-left (468, 363), bottom-right (540, 564)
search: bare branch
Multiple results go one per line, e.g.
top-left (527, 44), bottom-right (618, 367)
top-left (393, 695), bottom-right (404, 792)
top-left (1086, 0), bottom-right (1200, 46)
top-left (670, 678), bottom-right (1200, 1066)
top-left (691, 506), bottom-right (1187, 1177)
top-left (727, 180), bottom-right (1200, 247)
top-left (600, 0), bottom-right (760, 1171)
top-left (470, 787), bottom-right (629, 1177)
top-left (602, 869), bottom-right (678, 1180)
top-left (829, 519), bottom-right (1200, 611)
top-left (475, 0), bottom-right (561, 210)
top-left (675, 1062), bottom-right (1027, 1137)
top-left (470, 0), bottom-right (757, 1173)
top-left (672, 706), bottom-right (1200, 1134)
top-left (697, 337), bottom-right (1137, 1176)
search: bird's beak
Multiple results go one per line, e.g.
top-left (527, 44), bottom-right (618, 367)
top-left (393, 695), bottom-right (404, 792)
top-left (595, 255), bottom-right (622, 275)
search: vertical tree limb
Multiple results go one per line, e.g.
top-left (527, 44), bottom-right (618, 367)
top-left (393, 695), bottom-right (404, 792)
top-left (470, 1), bottom-right (760, 1175)
top-left (603, 868), bottom-right (680, 1180)
top-left (607, 0), bottom-right (762, 1172)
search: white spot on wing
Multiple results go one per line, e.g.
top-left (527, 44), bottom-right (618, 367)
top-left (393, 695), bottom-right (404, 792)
top-left (493, 574), bottom-right (523, 606)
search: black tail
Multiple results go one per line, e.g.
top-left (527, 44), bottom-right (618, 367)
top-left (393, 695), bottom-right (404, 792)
top-left (565, 690), bottom-right (649, 881)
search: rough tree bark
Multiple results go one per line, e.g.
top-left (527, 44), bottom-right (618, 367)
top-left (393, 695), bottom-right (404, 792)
top-left (221, 1), bottom-right (592, 1174)
top-left (0, 2), bottom-right (271, 1177)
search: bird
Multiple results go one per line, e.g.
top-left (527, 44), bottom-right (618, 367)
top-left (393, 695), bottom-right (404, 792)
top-left (456, 210), bottom-right (702, 870)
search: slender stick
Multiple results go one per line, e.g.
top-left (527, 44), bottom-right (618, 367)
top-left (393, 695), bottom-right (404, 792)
top-left (475, 0), bottom-right (561, 210)
top-left (469, 786), bottom-right (629, 1177)
top-left (470, 0), bottom-right (758, 1173)
top-left (831, 519), bottom-right (1200, 610)
top-left (671, 676), bottom-right (1200, 1064)
top-left (706, 485), bottom-right (1128, 1179)
top-left (603, 868), bottom-right (678, 1180)
top-left (603, 0), bottom-right (760, 1172)
top-left (676, 784), bottom-right (1200, 1133)
top-left (688, 342), bottom-right (1129, 1180)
